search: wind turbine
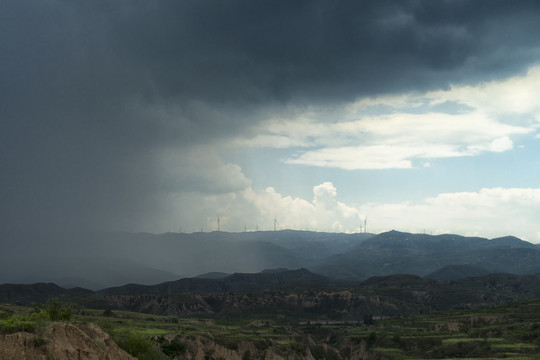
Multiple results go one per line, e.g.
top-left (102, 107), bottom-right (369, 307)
top-left (273, 217), bottom-right (279, 231)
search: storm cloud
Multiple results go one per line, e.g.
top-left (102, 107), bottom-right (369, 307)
top-left (2, 0), bottom-right (540, 233)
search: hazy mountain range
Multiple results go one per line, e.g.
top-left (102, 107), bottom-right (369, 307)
top-left (4, 268), bottom-right (540, 321)
top-left (2, 230), bottom-right (540, 290)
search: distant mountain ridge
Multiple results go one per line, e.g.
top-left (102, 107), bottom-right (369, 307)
top-left (0, 268), bottom-right (335, 306)
top-left (0, 282), bottom-right (92, 305)
top-left (100, 268), bottom-right (331, 295)
top-left (0, 230), bottom-right (372, 288)
top-left (5, 270), bottom-right (540, 321)
top-left (313, 230), bottom-right (540, 281)
top-left (425, 264), bottom-right (491, 280)
top-left (1, 229), bottom-right (539, 289)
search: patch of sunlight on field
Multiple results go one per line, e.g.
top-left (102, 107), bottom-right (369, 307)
top-left (492, 342), bottom-right (538, 349)
top-left (442, 337), bottom-right (503, 344)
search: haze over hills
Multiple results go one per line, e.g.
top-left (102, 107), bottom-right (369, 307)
top-left (313, 230), bottom-right (540, 281)
top-left (99, 268), bottom-right (332, 296)
top-left (84, 271), bottom-right (540, 319)
top-left (5, 268), bottom-right (540, 321)
top-left (2, 230), bottom-right (540, 289)
top-left (425, 264), bottom-right (491, 280)
top-left (0, 230), bottom-right (371, 289)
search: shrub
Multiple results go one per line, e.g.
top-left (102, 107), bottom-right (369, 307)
top-left (310, 345), bottom-right (326, 359)
top-left (44, 298), bottom-right (74, 321)
top-left (0, 311), bottom-right (10, 320)
top-left (290, 342), bottom-right (307, 356)
top-left (366, 332), bottom-right (377, 350)
top-left (0, 317), bottom-right (35, 334)
top-left (115, 332), bottom-right (166, 360)
top-left (161, 339), bottom-right (186, 357)
top-left (102, 309), bottom-right (115, 317)
top-left (30, 310), bottom-right (49, 323)
top-left (34, 336), bottom-right (49, 347)
top-left (94, 319), bottom-right (114, 336)
top-left (33, 297), bottom-right (74, 321)
top-left (254, 339), bottom-right (271, 351)
top-left (363, 313), bottom-right (375, 326)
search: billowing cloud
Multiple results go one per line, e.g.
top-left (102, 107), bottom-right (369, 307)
top-left (361, 187), bottom-right (540, 242)
top-left (489, 137), bottom-right (513, 153)
top-left (244, 182), bottom-right (364, 232)
top-left (236, 65), bottom-right (540, 170)
top-left (427, 66), bottom-right (540, 116)
top-left (171, 182), bottom-right (364, 233)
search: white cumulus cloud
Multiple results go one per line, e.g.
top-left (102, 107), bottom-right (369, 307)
top-left (151, 177), bottom-right (540, 243)
top-left (232, 66), bottom-right (540, 170)
top-left (244, 182), bottom-right (364, 232)
top-left (361, 187), bottom-right (540, 243)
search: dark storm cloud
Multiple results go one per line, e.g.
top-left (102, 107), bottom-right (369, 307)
top-left (1, 0), bottom-right (540, 232)
top-left (101, 0), bottom-right (540, 102)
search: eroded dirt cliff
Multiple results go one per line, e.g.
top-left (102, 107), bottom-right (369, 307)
top-left (0, 322), bottom-right (135, 360)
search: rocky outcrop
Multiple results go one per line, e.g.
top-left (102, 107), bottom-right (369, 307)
top-left (154, 333), bottom-right (385, 360)
top-left (0, 322), bottom-right (135, 360)
top-left (162, 334), bottom-right (317, 360)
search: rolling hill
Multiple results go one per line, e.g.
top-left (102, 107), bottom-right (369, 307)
top-left (0, 283), bottom-right (92, 305)
top-left (313, 230), bottom-right (540, 281)
top-left (425, 264), bottom-right (490, 280)
top-left (4, 268), bottom-right (540, 320)
top-left (99, 268), bottom-right (332, 295)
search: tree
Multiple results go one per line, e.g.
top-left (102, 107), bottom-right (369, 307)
top-left (363, 313), bottom-right (374, 326)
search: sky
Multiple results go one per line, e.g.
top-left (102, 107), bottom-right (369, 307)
top-left (2, 0), bottom-right (540, 242)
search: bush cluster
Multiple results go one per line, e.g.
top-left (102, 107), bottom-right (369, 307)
top-left (97, 319), bottom-right (175, 359)
top-left (0, 317), bottom-right (35, 334)
top-left (33, 297), bottom-right (74, 321)
top-left (161, 339), bottom-right (186, 357)
top-left (0, 297), bottom-right (74, 335)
